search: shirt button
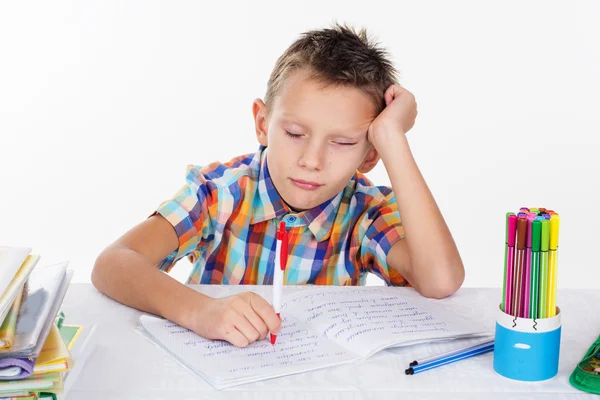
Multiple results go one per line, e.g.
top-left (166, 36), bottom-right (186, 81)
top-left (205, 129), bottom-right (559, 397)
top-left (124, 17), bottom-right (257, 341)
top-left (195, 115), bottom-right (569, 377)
top-left (286, 215), bottom-right (297, 223)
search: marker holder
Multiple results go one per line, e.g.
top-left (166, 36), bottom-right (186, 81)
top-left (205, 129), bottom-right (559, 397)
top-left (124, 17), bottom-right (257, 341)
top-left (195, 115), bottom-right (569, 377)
top-left (493, 305), bottom-right (561, 381)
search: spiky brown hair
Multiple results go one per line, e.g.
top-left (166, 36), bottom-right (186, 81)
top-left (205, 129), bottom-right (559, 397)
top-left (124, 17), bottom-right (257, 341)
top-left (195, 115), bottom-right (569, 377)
top-left (264, 23), bottom-right (399, 114)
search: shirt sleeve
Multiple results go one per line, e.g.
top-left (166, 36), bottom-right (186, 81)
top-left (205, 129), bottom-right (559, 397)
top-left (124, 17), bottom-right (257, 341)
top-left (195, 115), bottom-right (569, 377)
top-left (357, 189), bottom-right (408, 286)
top-left (151, 165), bottom-right (217, 273)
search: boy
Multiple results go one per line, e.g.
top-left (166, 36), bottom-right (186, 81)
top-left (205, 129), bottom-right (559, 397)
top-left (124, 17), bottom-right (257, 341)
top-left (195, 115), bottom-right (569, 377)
top-left (92, 24), bottom-right (464, 348)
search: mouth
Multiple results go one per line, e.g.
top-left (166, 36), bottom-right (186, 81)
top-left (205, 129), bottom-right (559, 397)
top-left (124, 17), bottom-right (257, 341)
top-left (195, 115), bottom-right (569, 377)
top-left (290, 178), bottom-right (323, 190)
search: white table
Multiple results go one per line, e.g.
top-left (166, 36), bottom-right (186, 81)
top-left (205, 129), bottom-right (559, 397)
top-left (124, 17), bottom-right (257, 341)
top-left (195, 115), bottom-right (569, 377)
top-left (62, 284), bottom-right (600, 399)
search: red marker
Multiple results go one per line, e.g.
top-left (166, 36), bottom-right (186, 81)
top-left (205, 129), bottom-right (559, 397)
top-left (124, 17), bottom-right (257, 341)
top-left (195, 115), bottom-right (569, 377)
top-left (270, 221), bottom-right (288, 345)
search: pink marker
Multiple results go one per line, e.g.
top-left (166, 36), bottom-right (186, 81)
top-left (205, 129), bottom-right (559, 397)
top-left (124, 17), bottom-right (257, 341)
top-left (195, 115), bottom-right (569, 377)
top-left (512, 217), bottom-right (527, 317)
top-left (522, 214), bottom-right (535, 318)
top-left (505, 214), bottom-right (518, 314)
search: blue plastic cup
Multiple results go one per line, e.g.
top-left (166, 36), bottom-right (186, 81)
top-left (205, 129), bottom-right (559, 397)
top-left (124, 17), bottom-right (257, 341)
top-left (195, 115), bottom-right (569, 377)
top-left (493, 305), bottom-right (561, 381)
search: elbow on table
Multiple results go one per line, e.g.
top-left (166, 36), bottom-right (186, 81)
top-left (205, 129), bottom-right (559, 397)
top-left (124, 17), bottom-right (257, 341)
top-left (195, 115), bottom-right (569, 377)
top-left (415, 263), bottom-right (465, 299)
top-left (91, 249), bottom-right (113, 295)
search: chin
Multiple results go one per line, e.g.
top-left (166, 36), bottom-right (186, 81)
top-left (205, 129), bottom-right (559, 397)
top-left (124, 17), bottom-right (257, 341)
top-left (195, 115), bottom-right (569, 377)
top-left (284, 195), bottom-right (321, 212)
top-left (286, 201), bottom-right (313, 212)
top-left (279, 181), bottom-right (332, 212)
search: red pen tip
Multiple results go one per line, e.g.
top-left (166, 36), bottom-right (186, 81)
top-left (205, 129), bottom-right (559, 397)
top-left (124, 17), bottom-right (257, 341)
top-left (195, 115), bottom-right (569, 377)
top-left (270, 313), bottom-right (281, 345)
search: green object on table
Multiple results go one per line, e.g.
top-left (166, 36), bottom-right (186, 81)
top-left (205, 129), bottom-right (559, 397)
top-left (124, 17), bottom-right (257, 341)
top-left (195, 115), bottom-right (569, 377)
top-left (55, 311), bottom-right (83, 350)
top-left (58, 325), bottom-right (81, 350)
top-left (570, 335), bottom-right (600, 394)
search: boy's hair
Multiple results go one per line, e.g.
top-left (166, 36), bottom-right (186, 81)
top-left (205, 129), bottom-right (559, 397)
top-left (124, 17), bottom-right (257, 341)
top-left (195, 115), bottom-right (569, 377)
top-left (265, 23), bottom-right (399, 114)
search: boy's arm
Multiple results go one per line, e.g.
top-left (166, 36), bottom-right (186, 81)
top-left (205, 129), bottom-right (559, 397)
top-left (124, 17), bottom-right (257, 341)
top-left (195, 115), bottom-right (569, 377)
top-left (368, 85), bottom-right (465, 299)
top-left (92, 215), bottom-right (203, 324)
top-left (91, 215), bottom-right (280, 347)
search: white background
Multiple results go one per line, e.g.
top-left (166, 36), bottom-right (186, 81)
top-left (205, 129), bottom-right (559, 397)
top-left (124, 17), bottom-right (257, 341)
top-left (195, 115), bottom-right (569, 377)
top-left (1, 0), bottom-right (598, 288)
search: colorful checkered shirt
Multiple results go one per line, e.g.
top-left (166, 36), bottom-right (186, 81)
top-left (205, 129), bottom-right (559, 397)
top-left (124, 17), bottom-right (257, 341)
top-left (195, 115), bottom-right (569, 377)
top-left (154, 146), bottom-right (407, 286)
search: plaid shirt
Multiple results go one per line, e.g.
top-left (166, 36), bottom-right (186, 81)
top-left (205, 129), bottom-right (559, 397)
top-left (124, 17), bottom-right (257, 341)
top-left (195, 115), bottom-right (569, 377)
top-left (154, 146), bottom-right (407, 286)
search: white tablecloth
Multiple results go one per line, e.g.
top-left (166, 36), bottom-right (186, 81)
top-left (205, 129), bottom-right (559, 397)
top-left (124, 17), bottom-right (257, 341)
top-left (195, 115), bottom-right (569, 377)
top-left (61, 284), bottom-right (600, 399)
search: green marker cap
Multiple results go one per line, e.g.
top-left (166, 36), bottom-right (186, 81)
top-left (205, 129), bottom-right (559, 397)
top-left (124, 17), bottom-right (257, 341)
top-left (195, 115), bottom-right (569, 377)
top-left (541, 219), bottom-right (550, 251)
top-left (532, 220), bottom-right (541, 251)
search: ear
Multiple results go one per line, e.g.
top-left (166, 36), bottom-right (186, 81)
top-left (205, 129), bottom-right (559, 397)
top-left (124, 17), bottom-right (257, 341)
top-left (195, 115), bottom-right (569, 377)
top-left (357, 146), bottom-right (380, 173)
top-left (252, 98), bottom-right (269, 147)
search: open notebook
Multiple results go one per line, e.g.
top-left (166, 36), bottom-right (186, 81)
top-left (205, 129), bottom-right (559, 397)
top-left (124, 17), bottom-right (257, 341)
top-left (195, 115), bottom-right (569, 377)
top-left (138, 286), bottom-right (491, 389)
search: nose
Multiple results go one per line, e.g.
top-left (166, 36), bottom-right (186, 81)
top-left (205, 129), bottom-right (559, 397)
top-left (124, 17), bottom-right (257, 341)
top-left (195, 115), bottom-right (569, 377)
top-left (298, 139), bottom-right (325, 171)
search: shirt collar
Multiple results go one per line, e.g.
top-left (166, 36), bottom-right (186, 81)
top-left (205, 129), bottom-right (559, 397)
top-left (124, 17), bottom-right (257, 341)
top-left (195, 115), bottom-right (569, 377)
top-left (250, 146), bottom-right (346, 242)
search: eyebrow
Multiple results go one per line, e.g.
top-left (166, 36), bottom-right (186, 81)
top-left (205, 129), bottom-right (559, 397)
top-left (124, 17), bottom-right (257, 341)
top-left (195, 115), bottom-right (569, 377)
top-left (281, 113), bottom-right (310, 130)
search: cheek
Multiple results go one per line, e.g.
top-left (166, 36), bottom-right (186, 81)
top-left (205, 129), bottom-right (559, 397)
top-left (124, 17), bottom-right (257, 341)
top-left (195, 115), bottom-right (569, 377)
top-left (334, 150), bottom-right (366, 178)
top-left (277, 143), bottom-right (300, 166)
top-left (331, 147), bottom-right (362, 166)
top-left (269, 150), bottom-right (293, 181)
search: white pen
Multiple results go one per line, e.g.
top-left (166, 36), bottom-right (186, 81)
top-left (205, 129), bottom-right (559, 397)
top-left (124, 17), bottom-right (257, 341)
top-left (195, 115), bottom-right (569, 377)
top-left (270, 221), bottom-right (288, 345)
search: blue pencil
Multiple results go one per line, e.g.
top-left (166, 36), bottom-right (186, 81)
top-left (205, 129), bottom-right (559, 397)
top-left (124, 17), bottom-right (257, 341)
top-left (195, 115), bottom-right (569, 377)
top-left (405, 339), bottom-right (494, 375)
top-left (408, 338), bottom-right (494, 367)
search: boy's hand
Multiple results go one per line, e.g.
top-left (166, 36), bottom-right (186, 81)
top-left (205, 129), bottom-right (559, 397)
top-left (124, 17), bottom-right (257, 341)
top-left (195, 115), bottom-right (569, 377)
top-left (367, 85), bottom-right (418, 150)
top-left (187, 292), bottom-right (281, 348)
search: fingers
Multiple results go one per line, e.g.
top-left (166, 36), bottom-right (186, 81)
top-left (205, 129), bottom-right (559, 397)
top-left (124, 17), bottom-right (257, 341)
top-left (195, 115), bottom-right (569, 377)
top-left (384, 85), bottom-right (399, 105)
top-left (247, 293), bottom-right (282, 335)
top-left (218, 307), bottom-right (261, 348)
top-left (232, 312), bottom-right (262, 344)
top-left (213, 292), bottom-right (283, 348)
top-left (384, 84), bottom-right (415, 106)
top-left (221, 326), bottom-right (250, 348)
top-left (242, 306), bottom-right (270, 340)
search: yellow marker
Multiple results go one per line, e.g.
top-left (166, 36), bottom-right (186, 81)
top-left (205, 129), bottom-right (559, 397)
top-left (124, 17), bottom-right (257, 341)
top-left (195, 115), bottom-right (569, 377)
top-left (547, 214), bottom-right (560, 317)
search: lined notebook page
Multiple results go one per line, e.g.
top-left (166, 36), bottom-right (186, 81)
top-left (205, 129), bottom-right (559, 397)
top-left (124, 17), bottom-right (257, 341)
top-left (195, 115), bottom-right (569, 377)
top-left (138, 287), bottom-right (491, 388)
top-left (139, 313), bottom-right (357, 388)
top-left (282, 287), bottom-right (488, 358)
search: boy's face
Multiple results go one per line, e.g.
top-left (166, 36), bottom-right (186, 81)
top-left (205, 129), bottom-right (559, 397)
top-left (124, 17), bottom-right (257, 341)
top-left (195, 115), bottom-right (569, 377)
top-left (253, 68), bottom-right (380, 212)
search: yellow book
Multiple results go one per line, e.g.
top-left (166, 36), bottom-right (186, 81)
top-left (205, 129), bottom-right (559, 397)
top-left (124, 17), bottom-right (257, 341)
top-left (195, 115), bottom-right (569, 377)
top-left (0, 247), bottom-right (30, 301)
top-left (0, 255), bottom-right (39, 327)
top-left (33, 324), bottom-right (73, 375)
top-left (0, 285), bottom-right (25, 348)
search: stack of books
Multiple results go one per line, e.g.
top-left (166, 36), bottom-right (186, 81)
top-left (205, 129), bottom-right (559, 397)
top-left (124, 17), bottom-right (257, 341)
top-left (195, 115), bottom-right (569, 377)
top-left (0, 247), bottom-right (96, 399)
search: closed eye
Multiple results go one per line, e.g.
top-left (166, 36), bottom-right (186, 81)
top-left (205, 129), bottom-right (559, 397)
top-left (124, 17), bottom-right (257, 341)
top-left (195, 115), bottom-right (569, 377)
top-left (286, 130), bottom-right (357, 146)
top-left (334, 142), bottom-right (357, 146)
top-left (285, 131), bottom-right (302, 139)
